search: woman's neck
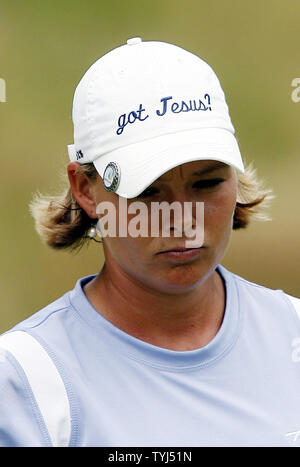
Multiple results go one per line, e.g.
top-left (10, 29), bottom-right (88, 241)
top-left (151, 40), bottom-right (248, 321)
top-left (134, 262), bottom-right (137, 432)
top-left (83, 261), bottom-right (226, 351)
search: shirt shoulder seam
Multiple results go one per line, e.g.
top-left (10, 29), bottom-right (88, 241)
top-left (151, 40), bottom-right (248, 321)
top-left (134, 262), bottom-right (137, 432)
top-left (16, 304), bottom-right (70, 331)
top-left (232, 274), bottom-right (276, 292)
top-left (279, 291), bottom-right (300, 324)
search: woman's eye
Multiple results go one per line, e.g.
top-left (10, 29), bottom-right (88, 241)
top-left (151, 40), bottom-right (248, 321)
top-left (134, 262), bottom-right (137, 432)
top-left (192, 178), bottom-right (224, 189)
top-left (136, 187), bottom-right (160, 198)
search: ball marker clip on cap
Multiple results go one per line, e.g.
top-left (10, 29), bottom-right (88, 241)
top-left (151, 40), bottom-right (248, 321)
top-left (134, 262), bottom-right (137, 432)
top-left (67, 37), bottom-right (244, 198)
top-left (103, 162), bottom-right (121, 192)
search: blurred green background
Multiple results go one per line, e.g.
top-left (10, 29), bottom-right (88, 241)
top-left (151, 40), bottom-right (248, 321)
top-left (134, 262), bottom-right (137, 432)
top-left (0, 0), bottom-right (299, 333)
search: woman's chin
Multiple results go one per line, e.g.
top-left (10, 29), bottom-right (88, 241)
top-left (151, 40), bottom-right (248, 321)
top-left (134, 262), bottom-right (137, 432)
top-left (154, 263), bottom-right (208, 295)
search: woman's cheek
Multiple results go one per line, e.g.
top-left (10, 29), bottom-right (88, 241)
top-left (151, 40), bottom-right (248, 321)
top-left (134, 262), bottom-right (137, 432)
top-left (204, 188), bottom-right (236, 239)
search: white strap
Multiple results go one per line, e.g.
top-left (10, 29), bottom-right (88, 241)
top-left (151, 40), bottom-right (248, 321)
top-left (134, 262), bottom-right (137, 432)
top-left (286, 294), bottom-right (300, 320)
top-left (0, 331), bottom-right (71, 447)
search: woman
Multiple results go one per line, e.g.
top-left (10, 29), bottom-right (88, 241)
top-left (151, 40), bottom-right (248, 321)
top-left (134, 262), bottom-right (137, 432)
top-left (1, 37), bottom-right (299, 448)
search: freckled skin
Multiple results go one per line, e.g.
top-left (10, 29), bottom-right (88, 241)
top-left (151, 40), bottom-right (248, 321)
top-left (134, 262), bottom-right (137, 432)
top-left (93, 160), bottom-right (237, 294)
top-left (67, 159), bottom-right (238, 350)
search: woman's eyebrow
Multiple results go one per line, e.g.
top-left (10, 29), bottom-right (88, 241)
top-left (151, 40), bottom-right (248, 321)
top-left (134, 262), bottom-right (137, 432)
top-left (192, 163), bottom-right (227, 177)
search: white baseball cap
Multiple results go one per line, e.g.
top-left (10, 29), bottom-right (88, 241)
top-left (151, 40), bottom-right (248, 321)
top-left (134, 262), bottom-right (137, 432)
top-left (68, 37), bottom-right (244, 198)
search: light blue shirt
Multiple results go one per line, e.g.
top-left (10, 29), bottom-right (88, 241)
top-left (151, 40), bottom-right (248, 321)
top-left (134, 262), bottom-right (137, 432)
top-left (1, 264), bottom-right (300, 447)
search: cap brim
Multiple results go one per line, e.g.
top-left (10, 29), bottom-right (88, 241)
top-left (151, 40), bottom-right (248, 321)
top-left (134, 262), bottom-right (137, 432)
top-left (93, 127), bottom-right (244, 199)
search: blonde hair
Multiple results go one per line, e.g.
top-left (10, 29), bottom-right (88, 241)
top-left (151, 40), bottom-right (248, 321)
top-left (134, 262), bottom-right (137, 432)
top-left (29, 162), bottom-right (273, 252)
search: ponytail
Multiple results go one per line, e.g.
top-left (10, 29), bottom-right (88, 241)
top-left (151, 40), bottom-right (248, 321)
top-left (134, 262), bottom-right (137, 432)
top-left (29, 163), bottom-right (98, 252)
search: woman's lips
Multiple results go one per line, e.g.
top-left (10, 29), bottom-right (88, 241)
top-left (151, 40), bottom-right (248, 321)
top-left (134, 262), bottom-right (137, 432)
top-left (156, 247), bottom-right (204, 262)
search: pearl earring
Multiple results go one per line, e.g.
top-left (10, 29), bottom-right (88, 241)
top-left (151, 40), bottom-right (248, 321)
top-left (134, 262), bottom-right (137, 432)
top-left (85, 224), bottom-right (103, 243)
top-left (87, 226), bottom-right (97, 238)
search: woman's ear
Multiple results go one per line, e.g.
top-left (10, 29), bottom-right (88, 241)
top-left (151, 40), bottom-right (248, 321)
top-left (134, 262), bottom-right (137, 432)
top-left (67, 162), bottom-right (98, 219)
